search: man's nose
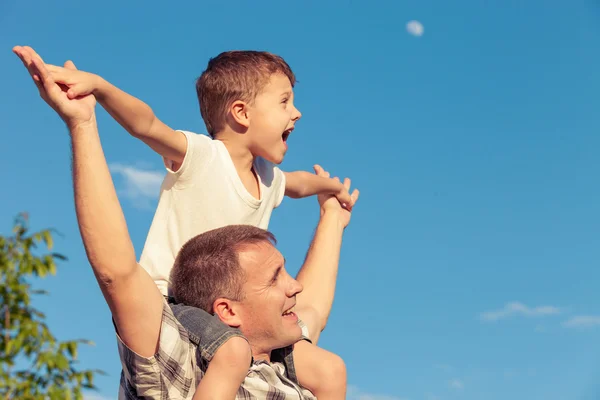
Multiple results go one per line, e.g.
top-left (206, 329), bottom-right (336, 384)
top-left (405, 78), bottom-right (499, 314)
top-left (287, 277), bottom-right (303, 296)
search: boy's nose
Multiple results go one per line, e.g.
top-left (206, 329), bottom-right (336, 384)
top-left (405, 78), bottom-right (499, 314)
top-left (292, 106), bottom-right (302, 122)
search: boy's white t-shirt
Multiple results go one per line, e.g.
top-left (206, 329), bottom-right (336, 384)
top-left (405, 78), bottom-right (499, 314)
top-left (138, 130), bottom-right (286, 296)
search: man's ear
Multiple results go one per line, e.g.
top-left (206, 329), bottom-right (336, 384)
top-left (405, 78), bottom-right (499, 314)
top-left (230, 100), bottom-right (251, 129)
top-left (213, 298), bottom-right (242, 327)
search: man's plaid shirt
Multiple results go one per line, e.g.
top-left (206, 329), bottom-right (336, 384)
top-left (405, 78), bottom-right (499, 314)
top-left (116, 300), bottom-right (316, 399)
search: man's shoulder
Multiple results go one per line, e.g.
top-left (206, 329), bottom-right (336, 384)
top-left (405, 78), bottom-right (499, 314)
top-left (116, 300), bottom-right (198, 399)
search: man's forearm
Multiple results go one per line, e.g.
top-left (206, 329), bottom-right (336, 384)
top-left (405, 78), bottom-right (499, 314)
top-left (70, 117), bottom-right (137, 286)
top-left (295, 212), bottom-right (344, 342)
top-left (70, 118), bottom-right (164, 357)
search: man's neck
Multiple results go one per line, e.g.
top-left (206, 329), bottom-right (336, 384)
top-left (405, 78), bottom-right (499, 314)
top-left (250, 345), bottom-right (272, 363)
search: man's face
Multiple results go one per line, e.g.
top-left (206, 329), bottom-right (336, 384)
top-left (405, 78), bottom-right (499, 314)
top-left (247, 73), bottom-right (302, 165)
top-left (235, 241), bottom-right (304, 356)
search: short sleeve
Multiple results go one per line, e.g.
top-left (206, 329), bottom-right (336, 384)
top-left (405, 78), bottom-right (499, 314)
top-left (163, 130), bottom-right (215, 186)
top-left (116, 300), bottom-right (197, 398)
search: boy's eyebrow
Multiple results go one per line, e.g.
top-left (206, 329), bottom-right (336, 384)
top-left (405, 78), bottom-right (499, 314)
top-left (281, 90), bottom-right (292, 97)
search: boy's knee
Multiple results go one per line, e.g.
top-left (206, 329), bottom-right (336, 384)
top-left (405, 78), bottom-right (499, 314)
top-left (320, 352), bottom-right (347, 391)
top-left (213, 336), bottom-right (252, 367)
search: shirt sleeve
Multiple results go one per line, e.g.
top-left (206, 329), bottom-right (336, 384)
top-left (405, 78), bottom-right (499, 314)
top-left (116, 300), bottom-right (197, 398)
top-left (163, 130), bottom-right (215, 187)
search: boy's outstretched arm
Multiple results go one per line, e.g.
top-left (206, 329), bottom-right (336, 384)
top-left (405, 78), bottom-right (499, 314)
top-left (284, 166), bottom-right (354, 209)
top-left (45, 64), bottom-right (187, 166)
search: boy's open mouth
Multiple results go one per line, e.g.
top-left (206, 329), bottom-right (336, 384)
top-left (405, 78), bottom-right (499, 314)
top-left (282, 127), bottom-right (293, 142)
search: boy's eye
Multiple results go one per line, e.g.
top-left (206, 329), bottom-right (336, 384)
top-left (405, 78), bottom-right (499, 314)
top-left (281, 98), bottom-right (289, 104)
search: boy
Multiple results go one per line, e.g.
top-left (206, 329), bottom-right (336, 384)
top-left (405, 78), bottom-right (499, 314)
top-left (43, 50), bottom-right (357, 399)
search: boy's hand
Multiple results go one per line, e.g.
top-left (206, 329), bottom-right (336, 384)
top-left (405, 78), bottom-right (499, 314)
top-left (334, 185), bottom-right (354, 211)
top-left (314, 165), bottom-right (359, 228)
top-left (13, 46), bottom-right (96, 129)
top-left (43, 64), bottom-right (103, 100)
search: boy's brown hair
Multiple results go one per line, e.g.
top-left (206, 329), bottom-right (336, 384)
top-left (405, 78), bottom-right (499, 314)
top-left (170, 224), bottom-right (277, 313)
top-left (196, 50), bottom-right (296, 136)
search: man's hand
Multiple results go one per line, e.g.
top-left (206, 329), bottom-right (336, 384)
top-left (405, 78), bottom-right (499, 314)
top-left (13, 46), bottom-right (96, 129)
top-left (314, 164), bottom-right (359, 228)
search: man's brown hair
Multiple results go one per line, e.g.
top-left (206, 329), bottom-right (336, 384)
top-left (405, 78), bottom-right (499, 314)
top-left (196, 50), bottom-right (296, 136)
top-left (170, 225), bottom-right (277, 313)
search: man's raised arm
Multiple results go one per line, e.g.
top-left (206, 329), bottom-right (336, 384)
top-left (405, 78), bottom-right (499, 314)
top-left (294, 165), bottom-right (359, 343)
top-left (14, 46), bottom-right (164, 358)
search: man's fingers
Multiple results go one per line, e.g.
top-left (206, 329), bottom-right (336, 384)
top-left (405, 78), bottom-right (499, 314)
top-left (23, 46), bottom-right (46, 64)
top-left (14, 46), bottom-right (44, 93)
top-left (28, 51), bottom-right (54, 87)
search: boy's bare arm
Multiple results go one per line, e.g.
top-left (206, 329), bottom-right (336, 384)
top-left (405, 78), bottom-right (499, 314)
top-left (45, 65), bottom-right (187, 166)
top-left (192, 337), bottom-right (251, 400)
top-left (284, 166), bottom-right (353, 209)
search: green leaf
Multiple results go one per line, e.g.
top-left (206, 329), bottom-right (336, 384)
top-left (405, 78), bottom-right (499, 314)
top-left (42, 231), bottom-right (54, 250)
top-left (1, 215), bottom-right (104, 398)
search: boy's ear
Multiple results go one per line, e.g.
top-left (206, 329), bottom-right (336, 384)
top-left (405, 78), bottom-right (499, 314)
top-left (230, 100), bottom-right (250, 129)
top-left (213, 298), bottom-right (242, 327)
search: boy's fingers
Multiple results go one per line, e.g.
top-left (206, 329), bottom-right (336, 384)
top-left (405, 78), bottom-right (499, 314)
top-left (67, 83), bottom-right (90, 99)
top-left (46, 64), bottom-right (66, 73)
top-left (64, 60), bottom-right (77, 70)
top-left (343, 177), bottom-right (351, 190)
top-left (351, 189), bottom-right (360, 204)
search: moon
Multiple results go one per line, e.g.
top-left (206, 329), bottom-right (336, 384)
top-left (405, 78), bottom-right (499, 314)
top-left (406, 20), bottom-right (424, 37)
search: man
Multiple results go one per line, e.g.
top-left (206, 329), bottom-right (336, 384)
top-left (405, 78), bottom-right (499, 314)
top-left (14, 46), bottom-right (357, 399)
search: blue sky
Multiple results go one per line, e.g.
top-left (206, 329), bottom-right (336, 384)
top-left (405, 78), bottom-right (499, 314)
top-left (2, 0), bottom-right (600, 399)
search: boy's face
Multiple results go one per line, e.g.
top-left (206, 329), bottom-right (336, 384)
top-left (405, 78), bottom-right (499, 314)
top-left (247, 73), bottom-right (302, 164)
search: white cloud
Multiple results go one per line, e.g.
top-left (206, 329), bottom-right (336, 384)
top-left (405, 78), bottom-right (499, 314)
top-left (449, 379), bottom-right (464, 390)
top-left (406, 20), bottom-right (424, 37)
top-left (563, 315), bottom-right (600, 329)
top-left (434, 363), bottom-right (453, 372)
top-left (84, 394), bottom-right (114, 400)
top-left (480, 302), bottom-right (563, 322)
top-left (347, 385), bottom-right (408, 400)
top-left (109, 163), bottom-right (164, 209)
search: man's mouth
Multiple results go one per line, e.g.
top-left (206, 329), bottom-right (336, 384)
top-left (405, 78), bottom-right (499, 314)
top-left (282, 305), bottom-right (296, 317)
